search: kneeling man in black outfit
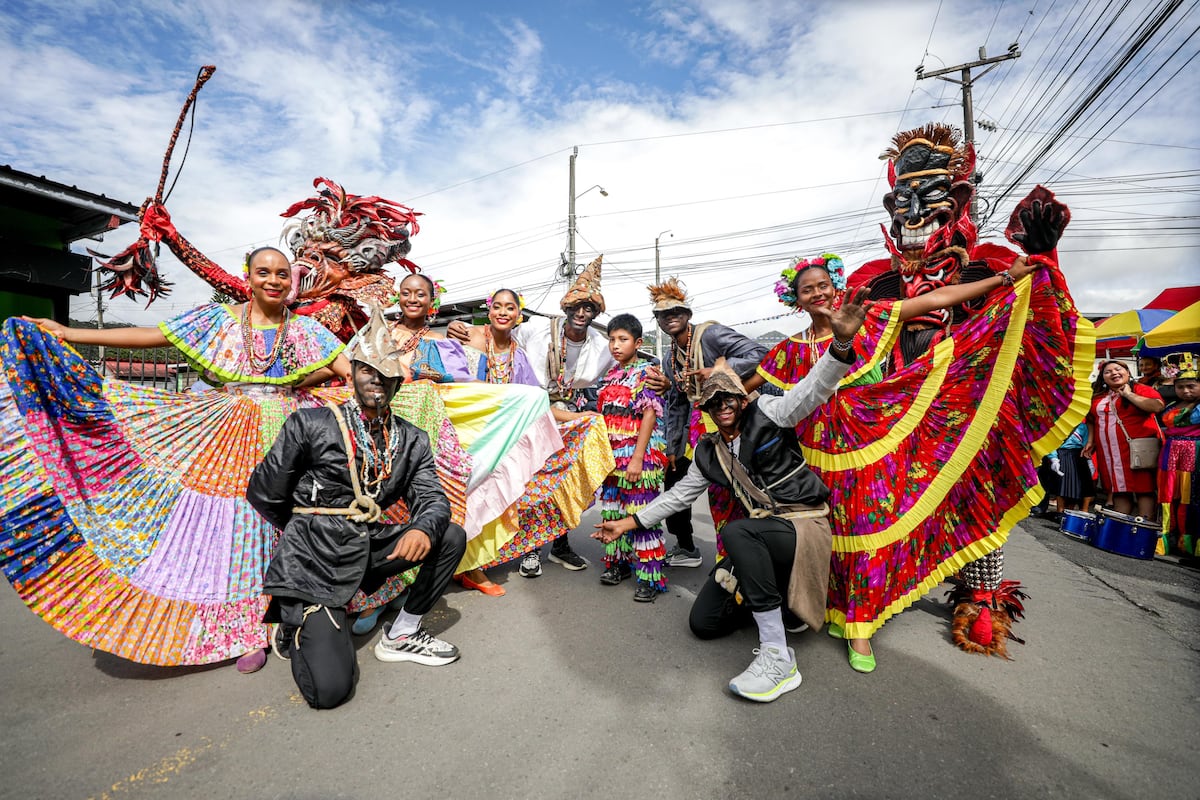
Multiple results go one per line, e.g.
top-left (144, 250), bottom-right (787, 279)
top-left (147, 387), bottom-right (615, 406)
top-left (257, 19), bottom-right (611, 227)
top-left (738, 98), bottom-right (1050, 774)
top-left (595, 288), bottom-right (867, 703)
top-left (248, 305), bottom-right (466, 709)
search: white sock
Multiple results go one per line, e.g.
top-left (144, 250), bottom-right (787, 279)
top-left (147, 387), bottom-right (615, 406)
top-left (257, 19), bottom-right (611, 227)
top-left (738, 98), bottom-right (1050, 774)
top-left (388, 610), bottom-right (421, 638)
top-left (752, 609), bottom-right (787, 653)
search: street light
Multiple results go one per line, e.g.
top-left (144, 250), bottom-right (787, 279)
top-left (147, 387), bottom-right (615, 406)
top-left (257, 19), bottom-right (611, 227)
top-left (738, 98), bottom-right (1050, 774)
top-left (576, 184), bottom-right (608, 200)
top-left (566, 146), bottom-right (608, 278)
top-left (655, 229), bottom-right (673, 359)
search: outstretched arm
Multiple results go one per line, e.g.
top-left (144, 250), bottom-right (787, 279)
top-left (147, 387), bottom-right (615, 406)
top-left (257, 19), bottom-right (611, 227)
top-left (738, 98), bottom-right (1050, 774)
top-left (898, 257), bottom-right (1041, 322)
top-left (22, 317), bottom-right (170, 349)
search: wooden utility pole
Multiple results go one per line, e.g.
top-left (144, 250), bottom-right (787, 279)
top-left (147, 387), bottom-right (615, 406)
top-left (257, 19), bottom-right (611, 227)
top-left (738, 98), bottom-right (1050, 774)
top-left (917, 44), bottom-right (1020, 220)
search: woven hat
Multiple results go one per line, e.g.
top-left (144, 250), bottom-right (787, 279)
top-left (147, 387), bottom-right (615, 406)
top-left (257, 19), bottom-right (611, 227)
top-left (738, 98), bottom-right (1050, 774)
top-left (696, 363), bottom-right (748, 408)
top-left (648, 276), bottom-right (692, 313)
top-left (346, 303), bottom-right (406, 379)
top-left (560, 255), bottom-right (605, 312)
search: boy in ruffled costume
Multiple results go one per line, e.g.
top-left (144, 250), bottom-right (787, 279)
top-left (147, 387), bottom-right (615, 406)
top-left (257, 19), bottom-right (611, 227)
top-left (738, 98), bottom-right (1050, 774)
top-left (596, 314), bottom-right (668, 602)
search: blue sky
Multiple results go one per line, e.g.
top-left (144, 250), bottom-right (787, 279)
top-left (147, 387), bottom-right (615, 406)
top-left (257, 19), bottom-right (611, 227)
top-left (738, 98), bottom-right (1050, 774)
top-left (2, 0), bottom-right (1197, 331)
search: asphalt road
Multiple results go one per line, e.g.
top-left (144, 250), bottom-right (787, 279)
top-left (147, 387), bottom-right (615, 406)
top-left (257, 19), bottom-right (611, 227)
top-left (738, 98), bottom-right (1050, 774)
top-left (1, 504), bottom-right (1197, 800)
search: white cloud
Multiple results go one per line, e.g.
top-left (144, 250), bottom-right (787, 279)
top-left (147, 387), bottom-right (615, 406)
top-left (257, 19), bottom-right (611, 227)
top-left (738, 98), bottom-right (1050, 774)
top-left (0, 0), bottom-right (1193, 337)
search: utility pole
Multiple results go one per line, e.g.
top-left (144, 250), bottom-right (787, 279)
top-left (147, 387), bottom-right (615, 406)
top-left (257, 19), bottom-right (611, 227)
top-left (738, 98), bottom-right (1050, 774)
top-left (93, 261), bottom-right (106, 376)
top-left (654, 229), bottom-right (672, 359)
top-left (566, 146), bottom-right (577, 280)
top-left (916, 43), bottom-right (1020, 220)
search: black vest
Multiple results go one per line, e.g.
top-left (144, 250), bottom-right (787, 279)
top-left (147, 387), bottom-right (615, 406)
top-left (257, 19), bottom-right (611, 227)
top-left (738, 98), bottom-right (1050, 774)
top-left (692, 401), bottom-right (830, 509)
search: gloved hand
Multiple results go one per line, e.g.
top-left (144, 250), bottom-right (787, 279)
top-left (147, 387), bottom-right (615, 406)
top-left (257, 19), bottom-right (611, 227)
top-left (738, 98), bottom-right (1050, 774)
top-left (1050, 457), bottom-right (1063, 476)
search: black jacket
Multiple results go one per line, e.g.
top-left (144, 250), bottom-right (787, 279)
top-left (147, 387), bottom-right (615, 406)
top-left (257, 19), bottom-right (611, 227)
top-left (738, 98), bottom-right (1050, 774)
top-left (248, 405), bottom-right (450, 607)
top-left (692, 401), bottom-right (830, 509)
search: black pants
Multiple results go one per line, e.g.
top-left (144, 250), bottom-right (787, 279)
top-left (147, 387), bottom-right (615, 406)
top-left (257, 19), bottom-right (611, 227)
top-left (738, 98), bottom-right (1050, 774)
top-left (278, 521), bottom-right (467, 709)
top-left (688, 517), bottom-right (796, 640)
top-left (664, 456), bottom-right (696, 550)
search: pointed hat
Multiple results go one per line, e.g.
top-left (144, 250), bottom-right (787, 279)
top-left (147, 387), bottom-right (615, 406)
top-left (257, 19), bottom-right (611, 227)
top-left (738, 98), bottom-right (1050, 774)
top-left (346, 302), bottom-right (406, 379)
top-left (560, 254), bottom-right (605, 313)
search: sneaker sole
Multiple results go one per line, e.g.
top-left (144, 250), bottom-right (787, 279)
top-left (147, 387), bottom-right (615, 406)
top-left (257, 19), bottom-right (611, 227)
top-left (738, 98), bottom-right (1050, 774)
top-left (373, 641), bottom-right (460, 666)
top-left (600, 571), bottom-right (631, 585)
top-left (519, 566), bottom-right (542, 578)
top-left (729, 669), bottom-right (802, 703)
top-left (270, 624), bottom-right (291, 662)
top-left (547, 553), bottom-right (588, 571)
top-left (665, 558), bottom-right (703, 568)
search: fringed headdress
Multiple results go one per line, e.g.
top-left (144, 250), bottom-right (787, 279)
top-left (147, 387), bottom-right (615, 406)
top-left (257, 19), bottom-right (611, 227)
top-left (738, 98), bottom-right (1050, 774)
top-left (647, 276), bottom-right (692, 312)
top-left (880, 123), bottom-right (974, 183)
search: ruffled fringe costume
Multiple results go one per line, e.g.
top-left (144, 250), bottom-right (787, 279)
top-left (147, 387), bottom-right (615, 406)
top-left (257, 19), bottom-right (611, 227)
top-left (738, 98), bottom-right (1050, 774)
top-left (1159, 402), bottom-right (1200, 556)
top-left (598, 361), bottom-right (668, 592)
top-left (759, 264), bottom-right (1093, 650)
top-left (0, 311), bottom-right (471, 665)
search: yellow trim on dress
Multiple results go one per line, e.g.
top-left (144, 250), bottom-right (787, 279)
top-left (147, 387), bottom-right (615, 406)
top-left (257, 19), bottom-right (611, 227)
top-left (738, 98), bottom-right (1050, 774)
top-left (802, 337), bottom-right (953, 472)
top-left (830, 277), bottom-right (1034, 553)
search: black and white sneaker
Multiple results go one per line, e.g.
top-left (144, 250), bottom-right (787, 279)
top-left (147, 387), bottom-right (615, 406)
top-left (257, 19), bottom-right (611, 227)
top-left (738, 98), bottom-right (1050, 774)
top-left (518, 552), bottom-right (542, 578)
top-left (548, 543), bottom-right (589, 571)
top-left (600, 563), bottom-right (633, 585)
top-left (271, 623), bottom-right (295, 662)
top-left (374, 627), bottom-right (460, 666)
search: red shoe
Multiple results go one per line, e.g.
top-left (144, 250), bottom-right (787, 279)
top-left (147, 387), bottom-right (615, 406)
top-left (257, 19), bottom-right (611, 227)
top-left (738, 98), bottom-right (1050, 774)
top-left (455, 572), bottom-right (506, 597)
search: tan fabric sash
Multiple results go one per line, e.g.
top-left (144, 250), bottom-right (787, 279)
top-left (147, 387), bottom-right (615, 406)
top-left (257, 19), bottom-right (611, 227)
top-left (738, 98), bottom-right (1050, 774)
top-left (710, 434), bottom-right (831, 631)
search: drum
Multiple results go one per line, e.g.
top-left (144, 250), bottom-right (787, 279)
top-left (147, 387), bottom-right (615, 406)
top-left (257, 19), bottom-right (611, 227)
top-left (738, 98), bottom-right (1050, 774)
top-left (1059, 510), bottom-right (1097, 542)
top-left (1092, 509), bottom-right (1160, 560)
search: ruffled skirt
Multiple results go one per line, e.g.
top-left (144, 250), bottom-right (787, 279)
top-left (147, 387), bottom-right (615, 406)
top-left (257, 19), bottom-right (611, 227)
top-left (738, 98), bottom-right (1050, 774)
top-left (0, 319), bottom-right (469, 665)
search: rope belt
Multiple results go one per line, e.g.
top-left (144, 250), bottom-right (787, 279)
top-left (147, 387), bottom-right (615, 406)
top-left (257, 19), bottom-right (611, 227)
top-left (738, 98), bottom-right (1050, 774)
top-left (290, 402), bottom-right (384, 525)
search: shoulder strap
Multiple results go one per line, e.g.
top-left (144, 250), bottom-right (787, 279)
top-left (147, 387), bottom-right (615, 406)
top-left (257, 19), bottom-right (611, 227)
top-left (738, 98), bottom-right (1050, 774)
top-left (547, 317), bottom-right (562, 384)
top-left (711, 436), bottom-right (772, 515)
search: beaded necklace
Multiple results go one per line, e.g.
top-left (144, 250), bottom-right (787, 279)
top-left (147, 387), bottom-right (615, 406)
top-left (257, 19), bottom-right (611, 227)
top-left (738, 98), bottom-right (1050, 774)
top-left (800, 324), bottom-right (832, 370)
top-left (394, 323), bottom-right (430, 356)
top-left (241, 303), bottom-right (291, 374)
top-left (554, 326), bottom-right (583, 402)
top-left (485, 326), bottom-right (517, 385)
top-left (342, 399), bottom-right (401, 499)
top-left (671, 324), bottom-right (694, 394)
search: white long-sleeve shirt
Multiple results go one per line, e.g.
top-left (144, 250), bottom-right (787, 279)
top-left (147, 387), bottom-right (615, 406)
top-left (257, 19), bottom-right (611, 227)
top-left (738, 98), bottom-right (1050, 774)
top-left (636, 349), bottom-right (851, 529)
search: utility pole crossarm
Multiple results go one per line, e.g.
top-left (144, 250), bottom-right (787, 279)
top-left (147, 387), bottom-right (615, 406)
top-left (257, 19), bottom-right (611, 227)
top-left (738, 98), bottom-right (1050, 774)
top-left (915, 45), bottom-right (1021, 222)
top-left (916, 49), bottom-right (1020, 80)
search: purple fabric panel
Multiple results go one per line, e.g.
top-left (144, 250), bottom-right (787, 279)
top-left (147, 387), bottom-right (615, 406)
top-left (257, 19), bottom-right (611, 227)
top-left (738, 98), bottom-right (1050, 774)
top-left (435, 339), bottom-right (475, 382)
top-left (511, 348), bottom-right (541, 387)
top-left (131, 490), bottom-right (235, 602)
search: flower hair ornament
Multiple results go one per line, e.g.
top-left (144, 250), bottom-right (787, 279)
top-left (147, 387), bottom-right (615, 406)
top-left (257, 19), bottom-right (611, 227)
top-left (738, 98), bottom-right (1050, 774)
top-left (428, 278), bottom-right (446, 320)
top-left (486, 289), bottom-right (526, 321)
top-left (774, 253), bottom-right (846, 311)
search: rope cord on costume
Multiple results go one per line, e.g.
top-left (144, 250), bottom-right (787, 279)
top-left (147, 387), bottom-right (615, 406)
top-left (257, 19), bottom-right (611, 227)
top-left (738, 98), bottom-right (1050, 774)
top-left (291, 403), bottom-right (383, 524)
top-left (291, 604), bottom-right (341, 652)
top-left (156, 65), bottom-right (215, 204)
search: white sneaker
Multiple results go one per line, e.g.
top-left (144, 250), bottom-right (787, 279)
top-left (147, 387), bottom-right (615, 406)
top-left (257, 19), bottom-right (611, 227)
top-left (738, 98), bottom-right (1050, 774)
top-left (374, 627), bottom-right (460, 666)
top-left (728, 645), bottom-right (801, 702)
top-left (518, 552), bottom-right (542, 578)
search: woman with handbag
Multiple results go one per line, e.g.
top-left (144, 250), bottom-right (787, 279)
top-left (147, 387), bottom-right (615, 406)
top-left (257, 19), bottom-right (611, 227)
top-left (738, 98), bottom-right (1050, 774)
top-left (1083, 360), bottom-right (1165, 518)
